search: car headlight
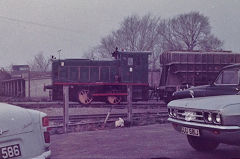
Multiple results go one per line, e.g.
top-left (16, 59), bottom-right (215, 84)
top-left (173, 110), bottom-right (177, 117)
top-left (204, 112), bottom-right (213, 123)
top-left (204, 112), bottom-right (221, 124)
top-left (168, 108), bottom-right (172, 116)
top-left (207, 114), bottom-right (212, 122)
top-left (214, 113), bottom-right (221, 124)
top-left (168, 108), bottom-right (177, 117)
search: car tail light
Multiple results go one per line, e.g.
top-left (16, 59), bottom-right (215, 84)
top-left (44, 131), bottom-right (50, 143)
top-left (42, 116), bottom-right (49, 127)
top-left (42, 116), bottom-right (50, 143)
top-left (47, 127), bottom-right (51, 132)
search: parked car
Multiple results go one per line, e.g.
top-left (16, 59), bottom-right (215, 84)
top-left (172, 64), bottom-right (240, 100)
top-left (0, 102), bottom-right (51, 159)
top-left (168, 95), bottom-right (240, 151)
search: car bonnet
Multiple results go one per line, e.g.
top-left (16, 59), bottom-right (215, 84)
top-left (168, 95), bottom-right (240, 111)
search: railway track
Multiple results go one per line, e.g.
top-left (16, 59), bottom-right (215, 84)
top-left (6, 100), bottom-right (169, 134)
top-left (48, 111), bottom-right (169, 134)
top-left (9, 101), bottom-right (166, 109)
top-left (49, 111), bottom-right (168, 123)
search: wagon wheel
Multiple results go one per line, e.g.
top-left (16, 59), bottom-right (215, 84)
top-left (78, 90), bottom-right (93, 104)
top-left (107, 90), bottom-right (121, 105)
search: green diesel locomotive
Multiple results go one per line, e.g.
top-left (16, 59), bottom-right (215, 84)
top-left (50, 50), bottom-right (151, 104)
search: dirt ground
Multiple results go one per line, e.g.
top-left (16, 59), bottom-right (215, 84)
top-left (50, 123), bottom-right (240, 159)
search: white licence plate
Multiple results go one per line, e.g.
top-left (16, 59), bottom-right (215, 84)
top-left (181, 127), bottom-right (200, 136)
top-left (0, 144), bottom-right (21, 159)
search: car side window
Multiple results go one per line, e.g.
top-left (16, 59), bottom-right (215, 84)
top-left (215, 70), bottom-right (239, 85)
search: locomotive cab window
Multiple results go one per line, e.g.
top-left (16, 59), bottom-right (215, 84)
top-left (100, 67), bottom-right (110, 82)
top-left (128, 57), bottom-right (133, 66)
top-left (90, 67), bottom-right (100, 82)
top-left (80, 67), bottom-right (89, 82)
top-left (69, 67), bottom-right (78, 81)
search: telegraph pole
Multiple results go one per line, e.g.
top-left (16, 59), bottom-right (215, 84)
top-left (28, 65), bottom-right (30, 99)
top-left (57, 49), bottom-right (62, 60)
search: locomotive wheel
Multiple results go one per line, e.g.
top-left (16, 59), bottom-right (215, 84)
top-left (107, 96), bottom-right (121, 105)
top-left (78, 90), bottom-right (93, 104)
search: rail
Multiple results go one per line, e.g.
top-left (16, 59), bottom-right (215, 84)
top-left (48, 111), bottom-right (169, 134)
top-left (49, 111), bottom-right (168, 122)
top-left (8, 101), bottom-right (166, 109)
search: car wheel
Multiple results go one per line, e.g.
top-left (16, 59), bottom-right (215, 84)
top-left (187, 135), bottom-right (219, 151)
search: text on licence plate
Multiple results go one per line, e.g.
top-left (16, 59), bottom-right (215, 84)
top-left (0, 144), bottom-right (21, 159)
top-left (181, 127), bottom-right (200, 136)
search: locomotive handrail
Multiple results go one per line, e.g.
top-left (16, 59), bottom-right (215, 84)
top-left (53, 82), bottom-right (149, 86)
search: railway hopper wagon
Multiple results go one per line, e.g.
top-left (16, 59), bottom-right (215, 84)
top-left (159, 50), bottom-right (240, 103)
top-left (50, 50), bottom-right (151, 104)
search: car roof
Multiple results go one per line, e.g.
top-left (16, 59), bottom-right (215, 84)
top-left (221, 64), bottom-right (240, 70)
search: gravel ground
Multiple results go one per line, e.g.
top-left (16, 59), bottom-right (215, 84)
top-left (51, 123), bottom-right (240, 159)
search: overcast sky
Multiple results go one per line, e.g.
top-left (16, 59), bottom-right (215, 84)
top-left (0, 0), bottom-right (240, 67)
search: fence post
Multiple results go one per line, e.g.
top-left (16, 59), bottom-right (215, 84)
top-left (63, 85), bottom-right (69, 133)
top-left (127, 85), bottom-right (133, 125)
top-left (28, 68), bottom-right (31, 98)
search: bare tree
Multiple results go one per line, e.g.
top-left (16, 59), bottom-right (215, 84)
top-left (97, 14), bottom-right (161, 55)
top-left (83, 46), bottom-right (110, 60)
top-left (161, 12), bottom-right (223, 51)
top-left (30, 52), bottom-right (51, 72)
top-left (158, 19), bottom-right (183, 51)
top-left (87, 12), bottom-right (224, 70)
top-left (89, 14), bottom-right (162, 70)
top-left (198, 34), bottom-right (223, 51)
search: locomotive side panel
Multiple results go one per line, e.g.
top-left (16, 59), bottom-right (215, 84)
top-left (52, 59), bottom-right (120, 102)
top-left (52, 60), bottom-right (119, 84)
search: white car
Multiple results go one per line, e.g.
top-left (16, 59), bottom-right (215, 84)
top-left (168, 95), bottom-right (240, 151)
top-left (0, 103), bottom-right (51, 159)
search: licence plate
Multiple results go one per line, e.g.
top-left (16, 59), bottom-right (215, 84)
top-left (181, 127), bottom-right (200, 136)
top-left (0, 144), bottom-right (21, 159)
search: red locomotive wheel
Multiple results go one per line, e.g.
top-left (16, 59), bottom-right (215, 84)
top-left (107, 96), bottom-right (121, 104)
top-left (107, 89), bottom-right (122, 104)
top-left (78, 90), bottom-right (93, 104)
